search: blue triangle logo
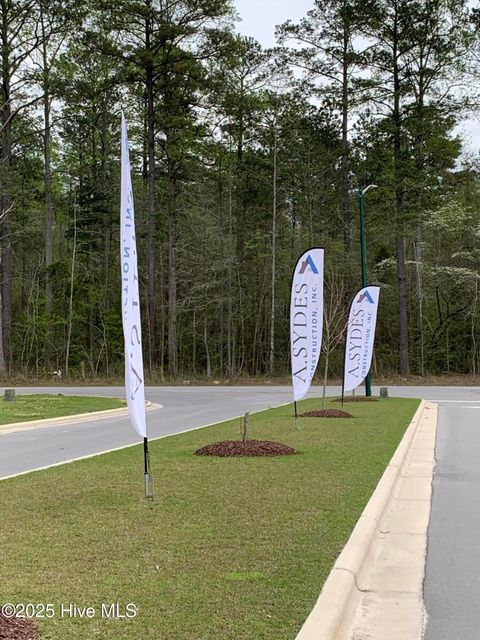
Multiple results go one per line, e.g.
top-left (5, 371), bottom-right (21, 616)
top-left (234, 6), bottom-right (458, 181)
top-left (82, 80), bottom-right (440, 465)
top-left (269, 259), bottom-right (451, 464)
top-left (299, 255), bottom-right (319, 274)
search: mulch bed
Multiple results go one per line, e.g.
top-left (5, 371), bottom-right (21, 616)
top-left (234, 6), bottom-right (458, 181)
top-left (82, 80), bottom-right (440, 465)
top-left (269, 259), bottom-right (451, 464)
top-left (300, 409), bottom-right (353, 418)
top-left (333, 396), bottom-right (379, 403)
top-left (195, 440), bottom-right (298, 457)
top-left (0, 614), bottom-right (38, 640)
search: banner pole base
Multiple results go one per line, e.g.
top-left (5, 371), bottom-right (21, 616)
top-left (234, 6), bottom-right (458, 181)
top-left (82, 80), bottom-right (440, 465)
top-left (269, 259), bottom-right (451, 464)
top-left (294, 401), bottom-right (301, 431)
top-left (144, 472), bottom-right (155, 499)
top-left (143, 436), bottom-right (154, 499)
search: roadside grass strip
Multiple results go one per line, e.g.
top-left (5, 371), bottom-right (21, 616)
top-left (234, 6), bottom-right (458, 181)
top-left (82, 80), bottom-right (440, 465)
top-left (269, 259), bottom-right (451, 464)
top-left (0, 397), bottom-right (419, 640)
top-left (0, 394), bottom-right (125, 426)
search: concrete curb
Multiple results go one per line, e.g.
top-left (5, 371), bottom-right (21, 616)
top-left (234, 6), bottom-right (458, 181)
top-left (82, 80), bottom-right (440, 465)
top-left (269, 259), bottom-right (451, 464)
top-left (0, 400), bottom-right (162, 435)
top-left (295, 399), bottom-right (431, 640)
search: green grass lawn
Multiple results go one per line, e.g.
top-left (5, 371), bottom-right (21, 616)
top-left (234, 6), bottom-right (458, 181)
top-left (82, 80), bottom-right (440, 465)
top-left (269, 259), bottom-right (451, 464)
top-left (0, 394), bottom-right (125, 425)
top-left (0, 396), bottom-right (419, 640)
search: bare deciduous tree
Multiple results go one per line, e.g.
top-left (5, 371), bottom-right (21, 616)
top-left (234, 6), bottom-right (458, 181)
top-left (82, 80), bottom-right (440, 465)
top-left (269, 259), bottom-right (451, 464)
top-left (321, 271), bottom-right (348, 408)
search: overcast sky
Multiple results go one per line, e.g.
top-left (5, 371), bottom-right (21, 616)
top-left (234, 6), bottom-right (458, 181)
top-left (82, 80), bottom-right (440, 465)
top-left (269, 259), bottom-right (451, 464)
top-left (233, 0), bottom-right (480, 155)
top-left (234, 0), bottom-right (314, 47)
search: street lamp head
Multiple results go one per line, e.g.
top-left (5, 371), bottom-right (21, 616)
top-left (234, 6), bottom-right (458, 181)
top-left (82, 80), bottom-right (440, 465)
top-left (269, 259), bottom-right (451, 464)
top-left (361, 184), bottom-right (378, 196)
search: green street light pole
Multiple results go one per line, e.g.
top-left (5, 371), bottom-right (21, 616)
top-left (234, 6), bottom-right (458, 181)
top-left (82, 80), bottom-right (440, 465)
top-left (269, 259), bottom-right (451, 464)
top-left (358, 184), bottom-right (377, 397)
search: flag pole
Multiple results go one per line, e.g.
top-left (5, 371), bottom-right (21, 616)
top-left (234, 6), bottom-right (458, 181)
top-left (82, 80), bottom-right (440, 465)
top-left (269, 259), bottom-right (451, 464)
top-left (143, 436), bottom-right (154, 499)
top-left (294, 400), bottom-right (300, 431)
top-left (359, 185), bottom-right (377, 396)
top-left (341, 317), bottom-right (348, 407)
top-left (121, 111), bottom-right (153, 499)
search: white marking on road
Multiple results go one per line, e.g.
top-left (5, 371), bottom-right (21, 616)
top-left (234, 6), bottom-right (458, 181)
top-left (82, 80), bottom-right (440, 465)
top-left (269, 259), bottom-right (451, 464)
top-left (431, 400), bottom-right (480, 403)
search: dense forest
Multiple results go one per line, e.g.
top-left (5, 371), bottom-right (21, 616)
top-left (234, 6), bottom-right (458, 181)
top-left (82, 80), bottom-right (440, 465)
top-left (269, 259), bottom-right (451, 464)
top-left (1, 0), bottom-right (480, 380)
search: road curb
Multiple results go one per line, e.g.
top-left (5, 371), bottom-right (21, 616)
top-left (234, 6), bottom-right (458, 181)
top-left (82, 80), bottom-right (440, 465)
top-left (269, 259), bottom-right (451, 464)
top-left (0, 400), bottom-right (162, 435)
top-left (295, 399), bottom-right (431, 640)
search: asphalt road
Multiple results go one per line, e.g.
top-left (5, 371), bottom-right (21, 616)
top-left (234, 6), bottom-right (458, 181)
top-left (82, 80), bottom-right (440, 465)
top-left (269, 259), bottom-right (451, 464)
top-left (1, 383), bottom-right (480, 638)
top-left (0, 385), bottom-right (301, 479)
top-left (423, 397), bottom-right (480, 640)
top-left (0, 383), bottom-right (468, 480)
top-left (0, 384), bottom-right (479, 481)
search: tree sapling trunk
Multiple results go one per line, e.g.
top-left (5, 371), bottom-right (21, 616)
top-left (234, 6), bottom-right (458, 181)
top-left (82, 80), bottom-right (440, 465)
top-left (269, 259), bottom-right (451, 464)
top-left (242, 411), bottom-right (249, 443)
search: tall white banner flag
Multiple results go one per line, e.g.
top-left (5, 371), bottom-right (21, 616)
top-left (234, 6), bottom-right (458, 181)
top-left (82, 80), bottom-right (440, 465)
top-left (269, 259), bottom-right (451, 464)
top-left (290, 248), bottom-right (324, 402)
top-left (120, 112), bottom-right (147, 438)
top-left (343, 286), bottom-right (380, 393)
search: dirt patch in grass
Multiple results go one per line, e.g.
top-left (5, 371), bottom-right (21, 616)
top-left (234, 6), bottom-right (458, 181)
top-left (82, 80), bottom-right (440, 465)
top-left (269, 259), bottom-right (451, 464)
top-left (195, 439), bottom-right (298, 457)
top-left (300, 409), bottom-right (353, 418)
top-left (333, 396), bottom-right (379, 403)
top-left (0, 614), bottom-right (38, 640)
